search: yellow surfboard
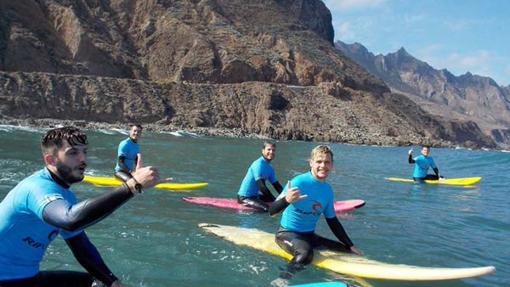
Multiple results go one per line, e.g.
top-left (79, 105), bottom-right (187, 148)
top-left (385, 177), bottom-right (481, 186)
top-left (199, 223), bottom-right (495, 281)
top-left (83, 175), bottom-right (208, 191)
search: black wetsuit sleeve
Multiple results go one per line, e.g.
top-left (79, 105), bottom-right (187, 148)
top-left (269, 197), bottom-right (289, 216)
top-left (118, 155), bottom-right (130, 172)
top-left (43, 184), bottom-right (134, 232)
top-left (408, 154), bottom-right (415, 164)
top-left (326, 217), bottom-right (354, 248)
top-left (433, 167), bottom-right (440, 176)
top-left (257, 179), bottom-right (276, 201)
top-left (66, 232), bottom-right (118, 286)
top-left (272, 181), bottom-right (283, 194)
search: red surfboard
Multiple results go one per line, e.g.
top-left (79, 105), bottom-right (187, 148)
top-left (183, 197), bottom-right (365, 213)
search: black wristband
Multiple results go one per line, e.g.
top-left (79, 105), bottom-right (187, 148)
top-left (132, 177), bottom-right (143, 193)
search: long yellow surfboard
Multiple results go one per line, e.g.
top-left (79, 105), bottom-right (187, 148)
top-left (199, 223), bottom-right (495, 281)
top-left (83, 175), bottom-right (208, 191)
top-left (385, 177), bottom-right (482, 186)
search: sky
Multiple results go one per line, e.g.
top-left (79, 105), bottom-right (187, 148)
top-left (322, 0), bottom-right (510, 86)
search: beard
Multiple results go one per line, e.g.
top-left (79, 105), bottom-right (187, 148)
top-left (56, 161), bottom-right (85, 184)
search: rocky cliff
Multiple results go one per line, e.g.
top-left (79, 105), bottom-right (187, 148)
top-left (0, 0), bottom-right (497, 148)
top-left (336, 41), bottom-right (510, 147)
top-left (0, 0), bottom-right (361, 86)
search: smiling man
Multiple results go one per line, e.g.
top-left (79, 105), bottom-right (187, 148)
top-left (0, 127), bottom-right (165, 287)
top-left (269, 145), bottom-right (361, 286)
top-left (237, 141), bottom-right (284, 212)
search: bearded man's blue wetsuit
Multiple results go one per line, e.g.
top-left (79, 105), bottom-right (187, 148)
top-left (237, 156), bottom-right (283, 212)
top-left (0, 168), bottom-right (136, 287)
top-left (0, 126), bottom-right (152, 287)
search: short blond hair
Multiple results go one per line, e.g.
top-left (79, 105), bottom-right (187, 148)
top-left (310, 145), bottom-right (334, 162)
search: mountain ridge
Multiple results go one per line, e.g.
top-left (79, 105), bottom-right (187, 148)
top-left (0, 0), bottom-right (497, 148)
top-left (336, 40), bottom-right (510, 148)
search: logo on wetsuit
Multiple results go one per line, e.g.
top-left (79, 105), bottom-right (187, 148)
top-left (295, 200), bottom-right (323, 216)
top-left (311, 200), bottom-right (323, 215)
top-left (21, 229), bottom-right (58, 249)
top-left (22, 237), bottom-right (46, 249)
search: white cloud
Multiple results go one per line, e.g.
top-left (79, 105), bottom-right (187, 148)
top-left (333, 17), bottom-right (377, 44)
top-left (323, 0), bottom-right (386, 12)
top-left (418, 49), bottom-right (492, 77)
top-left (444, 19), bottom-right (471, 32)
top-left (403, 14), bottom-right (426, 24)
top-left (448, 51), bottom-right (491, 73)
top-left (505, 65), bottom-right (510, 77)
top-left (335, 21), bottom-right (355, 39)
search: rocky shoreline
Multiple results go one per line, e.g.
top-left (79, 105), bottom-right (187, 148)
top-left (0, 117), bottom-right (271, 140)
top-left (0, 117), bottom-right (464, 149)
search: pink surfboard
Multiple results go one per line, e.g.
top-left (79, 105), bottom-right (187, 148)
top-left (182, 197), bottom-right (365, 213)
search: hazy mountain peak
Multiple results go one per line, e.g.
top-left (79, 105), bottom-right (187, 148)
top-left (396, 47), bottom-right (409, 55)
top-left (386, 47), bottom-right (417, 64)
top-left (335, 40), bottom-right (510, 147)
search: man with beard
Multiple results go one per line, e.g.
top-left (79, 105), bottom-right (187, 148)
top-left (0, 127), bottom-right (167, 287)
top-left (114, 124), bottom-right (143, 182)
top-left (237, 142), bottom-right (283, 212)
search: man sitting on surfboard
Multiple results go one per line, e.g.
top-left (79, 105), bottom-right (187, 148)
top-left (114, 123), bottom-right (142, 183)
top-left (268, 145), bottom-right (362, 286)
top-left (0, 127), bottom-right (169, 287)
top-left (408, 145), bottom-right (441, 181)
top-left (237, 141), bottom-right (284, 212)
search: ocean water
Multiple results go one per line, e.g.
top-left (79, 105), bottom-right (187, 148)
top-left (0, 126), bottom-right (508, 287)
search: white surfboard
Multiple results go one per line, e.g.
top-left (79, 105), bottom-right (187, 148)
top-left (199, 223), bottom-right (495, 281)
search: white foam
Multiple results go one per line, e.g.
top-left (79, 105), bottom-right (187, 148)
top-left (0, 125), bottom-right (45, 133)
top-left (163, 130), bottom-right (201, 138)
top-left (96, 128), bottom-right (128, 135)
top-left (110, 128), bottom-right (128, 135)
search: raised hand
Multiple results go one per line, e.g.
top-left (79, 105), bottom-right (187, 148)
top-left (131, 166), bottom-right (160, 189)
top-left (408, 149), bottom-right (413, 155)
top-left (284, 181), bottom-right (307, 204)
top-left (128, 155), bottom-right (173, 192)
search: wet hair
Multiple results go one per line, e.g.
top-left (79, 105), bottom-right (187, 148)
top-left (422, 145), bottom-right (431, 149)
top-left (41, 126), bottom-right (88, 155)
top-left (310, 145), bottom-right (334, 162)
top-left (129, 123), bottom-right (143, 130)
top-left (262, 141), bottom-right (275, 149)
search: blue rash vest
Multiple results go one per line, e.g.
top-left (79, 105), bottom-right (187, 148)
top-left (412, 155), bottom-right (437, 178)
top-left (277, 172), bottom-right (336, 233)
top-left (114, 137), bottom-right (140, 172)
top-left (237, 156), bottom-right (277, 197)
top-left (0, 169), bottom-right (82, 280)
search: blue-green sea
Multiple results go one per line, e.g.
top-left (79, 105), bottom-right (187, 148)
top-left (0, 125), bottom-right (508, 287)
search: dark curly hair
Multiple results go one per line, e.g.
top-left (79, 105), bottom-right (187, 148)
top-left (41, 126), bottom-right (88, 155)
